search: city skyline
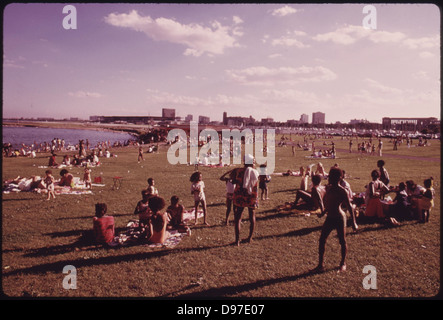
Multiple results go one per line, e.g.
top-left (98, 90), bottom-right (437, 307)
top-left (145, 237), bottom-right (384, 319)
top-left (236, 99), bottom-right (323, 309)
top-left (3, 3), bottom-right (440, 124)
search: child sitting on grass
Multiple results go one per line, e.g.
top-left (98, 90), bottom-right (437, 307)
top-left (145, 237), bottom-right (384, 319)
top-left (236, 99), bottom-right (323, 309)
top-left (134, 189), bottom-right (153, 237)
top-left (148, 196), bottom-right (169, 244)
top-left (92, 203), bottom-right (115, 245)
top-left (166, 195), bottom-right (186, 232)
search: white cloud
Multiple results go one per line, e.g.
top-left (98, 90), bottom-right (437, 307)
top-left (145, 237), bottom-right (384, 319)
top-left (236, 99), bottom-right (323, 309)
top-left (268, 53), bottom-right (282, 59)
top-left (104, 10), bottom-right (241, 57)
top-left (313, 25), bottom-right (370, 45)
top-left (313, 24), bottom-right (439, 55)
top-left (364, 78), bottom-right (403, 95)
top-left (146, 88), bottom-right (212, 107)
top-left (226, 65), bottom-right (337, 86)
top-left (368, 30), bottom-right (406, 43)
top-left (412, 71), bottom-right (430, 80)
top-left (419, 51), bottom-right (435, 59)
top-left (402, 35), bottom-right (439, 50)
top-left (272, 38), bottom-right (308, 48)
top-left (233, 16), bottom-right (243, 25)
top-left (4, 59), bottom-right (25, 69)
top-left (262, 89), bottom-right (320, 105)
top-left (271, 5), bottom-right (299, 17)
top-left (271, 31), bottom-right (310, 48)
top-left (68, 91), bottom-right (103, 98)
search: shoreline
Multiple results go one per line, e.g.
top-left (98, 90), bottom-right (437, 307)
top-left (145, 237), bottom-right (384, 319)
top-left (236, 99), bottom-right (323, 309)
top-left (2, 120), bottom-right (143, 137)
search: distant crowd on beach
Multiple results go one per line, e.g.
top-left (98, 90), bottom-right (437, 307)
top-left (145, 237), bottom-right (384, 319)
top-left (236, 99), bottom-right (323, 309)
top-left (2, 127), bottom-right (172, 158)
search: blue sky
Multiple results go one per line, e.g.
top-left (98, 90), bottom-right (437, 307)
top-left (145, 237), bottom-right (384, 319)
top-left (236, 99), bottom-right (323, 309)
top-left (3, 3), bottom-right (440, 123)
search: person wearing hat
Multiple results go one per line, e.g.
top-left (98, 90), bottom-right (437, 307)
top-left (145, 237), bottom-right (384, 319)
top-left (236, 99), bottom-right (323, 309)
top-left (230, 154), bottom-right (259, 246)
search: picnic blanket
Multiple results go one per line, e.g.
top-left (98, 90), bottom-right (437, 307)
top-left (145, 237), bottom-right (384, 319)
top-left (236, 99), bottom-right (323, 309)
top-left (3, 176), bottom-right (104, 195)
top-left (110, 209), bottom-right (204, 248)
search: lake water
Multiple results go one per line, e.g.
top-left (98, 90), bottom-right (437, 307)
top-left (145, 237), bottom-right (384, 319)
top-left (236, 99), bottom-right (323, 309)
top-left (2, 126), bottom-right (136, 149)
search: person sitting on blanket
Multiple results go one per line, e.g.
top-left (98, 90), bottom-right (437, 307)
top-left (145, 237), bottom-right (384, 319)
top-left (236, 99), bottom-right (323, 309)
top-left (92, 203), bottom-right (115, 245)
top-left (166, 195), bottom-right (187, 232)
top-left (48, 153), bottom-right (59, 168)
top-left (134, 189), bottom-right (153, 237)
top-left (292, 174), bottom-right (326, 212)
top-left (147, 196), bottom-right (169, 244)
top-left (59, 169), bottom-right (75, 188)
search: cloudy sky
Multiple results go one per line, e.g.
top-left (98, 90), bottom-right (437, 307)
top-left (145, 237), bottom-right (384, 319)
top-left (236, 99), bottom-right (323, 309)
top-left (3, 3), bottom-right (440, 123)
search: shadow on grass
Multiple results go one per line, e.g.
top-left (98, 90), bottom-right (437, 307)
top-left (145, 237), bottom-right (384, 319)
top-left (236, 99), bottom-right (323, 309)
top-left (5, 242), bottom-right (232, 277)
top-left (55, 212), bottom-right (133, 221)
top-left (3, 198), bottom-right (36, 202)
top-left (167, 267), bottom-right (338, 298)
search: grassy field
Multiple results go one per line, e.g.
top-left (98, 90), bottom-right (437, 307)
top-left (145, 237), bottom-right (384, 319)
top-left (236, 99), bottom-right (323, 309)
top-left (1, 134), bottom-right (440, 299)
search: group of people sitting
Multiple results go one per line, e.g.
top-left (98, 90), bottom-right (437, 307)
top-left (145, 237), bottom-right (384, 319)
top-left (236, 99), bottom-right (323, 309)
top-left (48, 150), bottom-right (106, 168)
top-left (92, 178), bottom-right (189, 246)
top-left (290, 159), bottom-right (435, 226)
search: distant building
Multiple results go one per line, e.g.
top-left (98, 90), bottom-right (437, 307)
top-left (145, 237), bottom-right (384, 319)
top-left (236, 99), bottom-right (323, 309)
top-left (287, 119), bottom-right (300, 126)
top-left (223, 112), bottom-right (255, 127)
top-left (185, 114), bottom-right (193, 122)
top-left (162, 108), bottom-right (176, 119)
top-left (300, 114), bottom-right (309, 124)
top-left (261, 117), bottom-right (274, 125)
top-left (199, 116), bottom-right (210, 124)
top-left (382, 117), bottom-right (439, 131)
top-left (89, 115), bottom-right (104, 122)
top-left (312, 112), bottom-right (325, 125)
top-left (349, 119), bottom-right (369, 125)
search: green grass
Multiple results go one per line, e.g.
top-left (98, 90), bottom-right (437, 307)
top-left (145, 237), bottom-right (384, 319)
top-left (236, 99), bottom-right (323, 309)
top-left (1, 136), bottom-right (440, 298)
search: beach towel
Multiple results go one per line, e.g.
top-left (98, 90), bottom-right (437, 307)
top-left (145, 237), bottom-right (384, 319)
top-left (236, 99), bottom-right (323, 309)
top-left (110, 209), bottom-right (203, 249)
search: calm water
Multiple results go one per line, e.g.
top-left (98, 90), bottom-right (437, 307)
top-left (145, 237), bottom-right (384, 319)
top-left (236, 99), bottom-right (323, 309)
top-left (2, 126), bottom-right (135, 149)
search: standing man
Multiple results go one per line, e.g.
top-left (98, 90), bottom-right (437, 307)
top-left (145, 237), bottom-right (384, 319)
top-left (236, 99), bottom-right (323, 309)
top-left (230, 154), bottom-right (259, 246)
top-left (378, 139), bottom-right (383, 156)
top-left (312, 167), bottom-right (358, 273)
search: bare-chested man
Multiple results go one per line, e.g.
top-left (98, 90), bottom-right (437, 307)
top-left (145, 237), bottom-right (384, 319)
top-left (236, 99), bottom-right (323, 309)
top-left (312, 167), bottom-right (358, 273)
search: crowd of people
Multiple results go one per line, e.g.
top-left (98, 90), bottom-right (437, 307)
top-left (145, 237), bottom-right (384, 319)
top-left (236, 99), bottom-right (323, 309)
top-left (3, 129), bottom-right (438, 274)
top-left (2, 137), bottom-right (134, 159)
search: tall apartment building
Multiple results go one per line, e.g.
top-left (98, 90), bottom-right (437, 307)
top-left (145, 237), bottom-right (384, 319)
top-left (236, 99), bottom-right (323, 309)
top-left (312, 112), bottom-right (325, 125)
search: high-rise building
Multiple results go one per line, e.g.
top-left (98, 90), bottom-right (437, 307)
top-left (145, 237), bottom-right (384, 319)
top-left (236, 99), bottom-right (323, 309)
top-left (223, 112), bottom-right (228, 125)
top-left (300, 114), bottom-right (309, 124)
top-left (162, 108), bottom-right (176, 119)
top-left (312, 112), bottom-right (325, 125)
